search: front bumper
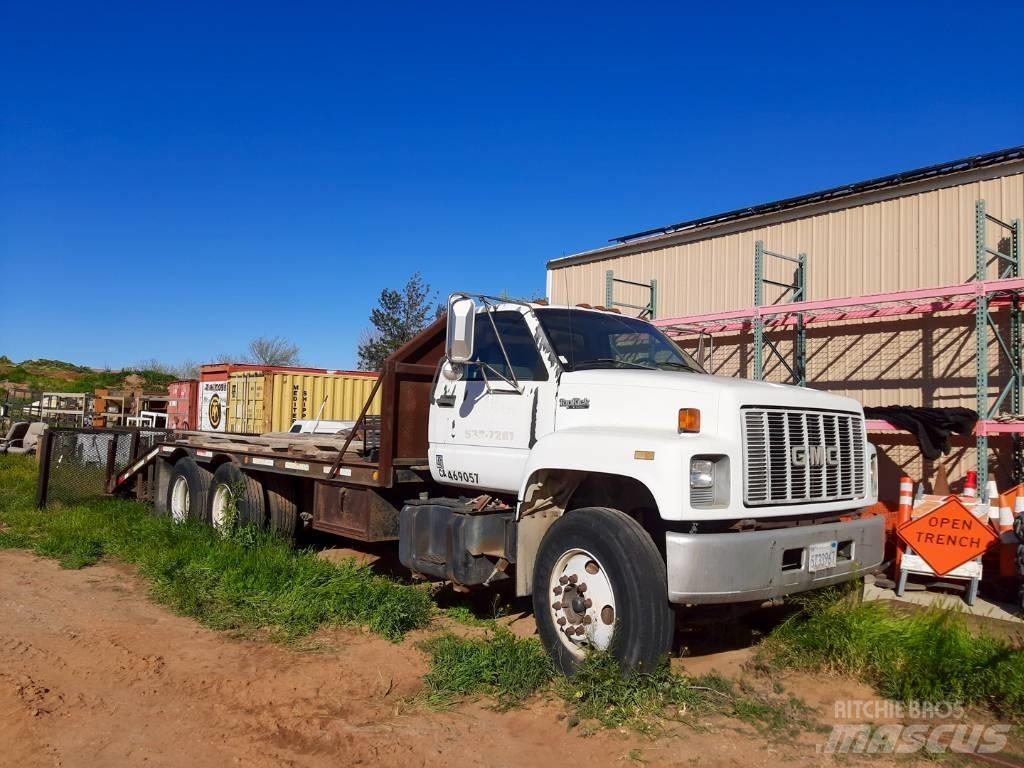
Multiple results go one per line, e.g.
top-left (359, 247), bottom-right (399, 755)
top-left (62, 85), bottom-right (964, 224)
top-left (665, 515), bottom-right (884, 604)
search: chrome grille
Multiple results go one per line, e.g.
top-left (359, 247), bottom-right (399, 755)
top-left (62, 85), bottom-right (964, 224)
top-left (742, 408), bottom-right (865, 506)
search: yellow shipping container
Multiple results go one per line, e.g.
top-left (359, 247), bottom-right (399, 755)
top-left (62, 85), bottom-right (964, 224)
top-left (227, 370), bottom-right (380, 434)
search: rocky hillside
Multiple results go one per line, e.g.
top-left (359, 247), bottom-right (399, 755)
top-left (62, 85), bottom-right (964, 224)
top-left (0, 356), bottom-right (176, 394)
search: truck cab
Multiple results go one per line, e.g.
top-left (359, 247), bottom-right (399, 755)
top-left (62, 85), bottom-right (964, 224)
top-left (408, 294), bottom-right (883, 672)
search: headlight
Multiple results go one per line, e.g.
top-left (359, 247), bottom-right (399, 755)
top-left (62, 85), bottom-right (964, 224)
top-left (690, 458), bottom-right (714, 488)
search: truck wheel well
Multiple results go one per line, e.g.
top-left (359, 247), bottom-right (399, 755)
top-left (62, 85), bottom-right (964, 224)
top-left (566, 472), bottom-right (658, 522)
top-left (515, 469), bottom-right (664, 596)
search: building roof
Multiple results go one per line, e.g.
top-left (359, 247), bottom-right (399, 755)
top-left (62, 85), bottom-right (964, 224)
top-left (612, 145), bottom-right (1024, 244)
top-left (549, 144), bottom-right (1024, 268)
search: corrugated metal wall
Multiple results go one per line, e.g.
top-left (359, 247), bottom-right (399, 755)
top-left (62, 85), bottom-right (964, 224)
top-left (548, 161), bottom-right (1024, 491)
top-left (550, 165), bottom-right (1024, 317)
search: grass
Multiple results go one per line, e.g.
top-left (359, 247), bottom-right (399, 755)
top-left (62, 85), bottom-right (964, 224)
top-left (419, 627), bottom-right (810, 735)
top-left (419, 629), bottom-right (555, 708)
top-left (760, 587), bottom-right (1024, 720)
top-left (0, 454), bottom-right (432, 640)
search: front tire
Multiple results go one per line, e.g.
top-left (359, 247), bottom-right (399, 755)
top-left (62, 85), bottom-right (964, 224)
top-left (532, 507), bottom-right (674, 675)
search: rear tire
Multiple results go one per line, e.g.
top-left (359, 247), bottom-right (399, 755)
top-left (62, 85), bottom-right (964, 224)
top-left (264, 474), bottom-right (300, 540)
top-left (165, 457), bottom-right (212, 523)
top-left (207, 462), bottom-right (267, 531)
top-left (532, 506), bottom-right (674, 675)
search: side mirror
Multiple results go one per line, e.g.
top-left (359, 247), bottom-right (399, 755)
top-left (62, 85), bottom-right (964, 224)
top-left (446, 295), bottom-right (476, 363)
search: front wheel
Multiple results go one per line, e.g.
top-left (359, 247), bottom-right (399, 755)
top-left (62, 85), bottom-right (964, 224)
top-left (532, 506), bottom-right (674, 675)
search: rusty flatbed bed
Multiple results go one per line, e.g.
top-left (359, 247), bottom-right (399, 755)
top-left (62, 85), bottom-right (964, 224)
top-left (126, 319), bottom-right (449, 542)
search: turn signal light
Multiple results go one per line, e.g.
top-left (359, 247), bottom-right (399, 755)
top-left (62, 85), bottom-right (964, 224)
top-left (678, 408), bottom-right (701, 433)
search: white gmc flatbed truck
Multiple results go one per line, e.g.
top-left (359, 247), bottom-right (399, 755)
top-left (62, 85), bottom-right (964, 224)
top-left (145, 294), bottom-right (883, 673)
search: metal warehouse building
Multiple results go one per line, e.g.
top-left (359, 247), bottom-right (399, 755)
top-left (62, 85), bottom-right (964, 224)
top-left (546, 146), bottom-right (1024, 499)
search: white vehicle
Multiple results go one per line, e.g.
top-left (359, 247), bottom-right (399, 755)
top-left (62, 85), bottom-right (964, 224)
top-left (285, 419), bottom-right (355, 435)
top-left (148, 294), bottom-right (883, 673)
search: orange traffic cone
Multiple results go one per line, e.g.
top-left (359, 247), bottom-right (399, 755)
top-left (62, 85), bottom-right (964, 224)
top-left (894, 475), bottom-right (914, 574)
top-left (995, 495), bottom-right (1011, 532)
top-left (987, 481), bottom-right (1002, 531)
top-left (963, 470), bottom-right (977, 499)
top-left (999, 497), bottom-right (1014, 534)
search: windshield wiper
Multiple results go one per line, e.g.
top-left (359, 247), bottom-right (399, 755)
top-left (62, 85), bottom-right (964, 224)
top-left (654, 360), bottom-right (700, 373)
top-left (571, 358), bottom-right (655, 371)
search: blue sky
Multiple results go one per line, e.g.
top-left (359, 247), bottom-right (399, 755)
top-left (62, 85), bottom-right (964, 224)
top-left (3, 1), bottom-right (1023, 370)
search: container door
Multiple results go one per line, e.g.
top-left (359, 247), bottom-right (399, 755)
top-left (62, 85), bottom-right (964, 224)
top-left (200, 380), bottom-right (227, 432)
top-left (429, 309), bottom-right (556, 494)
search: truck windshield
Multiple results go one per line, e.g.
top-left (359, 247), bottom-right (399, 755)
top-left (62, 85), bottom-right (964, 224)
top-left (534, 308), bottom-right (705, 373)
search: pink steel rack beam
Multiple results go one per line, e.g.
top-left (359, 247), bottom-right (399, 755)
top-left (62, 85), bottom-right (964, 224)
top-left (655, 276), bottom-right (1024, 436)
top-left (653, 276), bottom-right (1024, 336)
top-left (865, 419), bottom-right (1024, 435)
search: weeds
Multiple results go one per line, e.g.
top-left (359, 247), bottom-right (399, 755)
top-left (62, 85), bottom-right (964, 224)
top-left (760, 587), bottom-right (1024, 720)
top-left (419, 629), bottom-right (554, 708)
top-left (0, 455), bottom-right (432, 640)
top-left (556, 650), bottom-right (712, 731)
top-left (419, 627), bottom-right (808, 735)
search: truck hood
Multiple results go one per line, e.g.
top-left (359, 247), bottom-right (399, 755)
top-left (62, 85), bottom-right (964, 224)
top-left (555, 369), bottom-right (863, 435)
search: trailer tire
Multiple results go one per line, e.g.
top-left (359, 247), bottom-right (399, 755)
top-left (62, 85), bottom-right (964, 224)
top-left (207, 462), bottom-right (267, 532)
top-left (532, 507), bottom-right (674, 676)
top-left (264, 475), bottom-right (300, 540)
top-left (165, 457), bottom-right (212, 524)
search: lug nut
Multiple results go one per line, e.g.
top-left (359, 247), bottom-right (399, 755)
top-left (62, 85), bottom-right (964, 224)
top-left (577, 583), bottom-right (587, 593)
top-left (582, 615), bottom-right (592, 625)
top-left (584, 598), bottom-right (593, 608)
top-left (559, 576), bottom-right (569, 585)
top-left (552, 601), bottom-right (562, 610)
top-left (553, 585), bottom-right (562, 595)
top-left (557, 617), bottom-right (566, 626)
top-left (575, 626), bottom-right (586, 636)
top-left (568, 574), bottom-right (578, 584)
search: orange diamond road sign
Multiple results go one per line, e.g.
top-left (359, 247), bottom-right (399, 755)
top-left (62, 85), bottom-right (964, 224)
top-left (897, 496), bottom-right (998, 576)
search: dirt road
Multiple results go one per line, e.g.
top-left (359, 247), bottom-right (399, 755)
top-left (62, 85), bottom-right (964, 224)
top-left (0, 550), bottom-right (969, 768)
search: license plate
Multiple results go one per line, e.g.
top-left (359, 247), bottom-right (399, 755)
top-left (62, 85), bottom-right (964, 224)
top-left (807, 540), bottom-right (838, 572)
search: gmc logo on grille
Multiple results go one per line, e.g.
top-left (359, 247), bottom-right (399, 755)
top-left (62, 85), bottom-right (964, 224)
top-left (791, 445), bottom-right (839, 467)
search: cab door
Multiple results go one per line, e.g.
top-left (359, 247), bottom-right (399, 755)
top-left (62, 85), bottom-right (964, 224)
top-left (429, 309), bottom-right (556, 493)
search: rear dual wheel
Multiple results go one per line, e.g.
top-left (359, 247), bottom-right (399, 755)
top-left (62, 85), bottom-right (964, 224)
top-left (166, 457), bottom-right (211, 523)
top-left (207, 462), bottom-right (266, 532)
top-left (166, 456), bottom-right (303, 540)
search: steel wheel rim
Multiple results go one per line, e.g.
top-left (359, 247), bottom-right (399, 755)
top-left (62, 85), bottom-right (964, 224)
top-left (548, 548), bottom-right (616, 658)
top-left (170, 475), bottom-right (190, 523)
top-left (210, 483), bottom-right (233, 531)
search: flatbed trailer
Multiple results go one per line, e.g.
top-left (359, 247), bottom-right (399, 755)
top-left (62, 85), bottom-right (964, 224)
top-left (137, 318), bottom-right (451, 542)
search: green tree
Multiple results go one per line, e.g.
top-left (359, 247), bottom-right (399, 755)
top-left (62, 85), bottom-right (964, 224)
top-left (357, 273), bottom-right (439, 371)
